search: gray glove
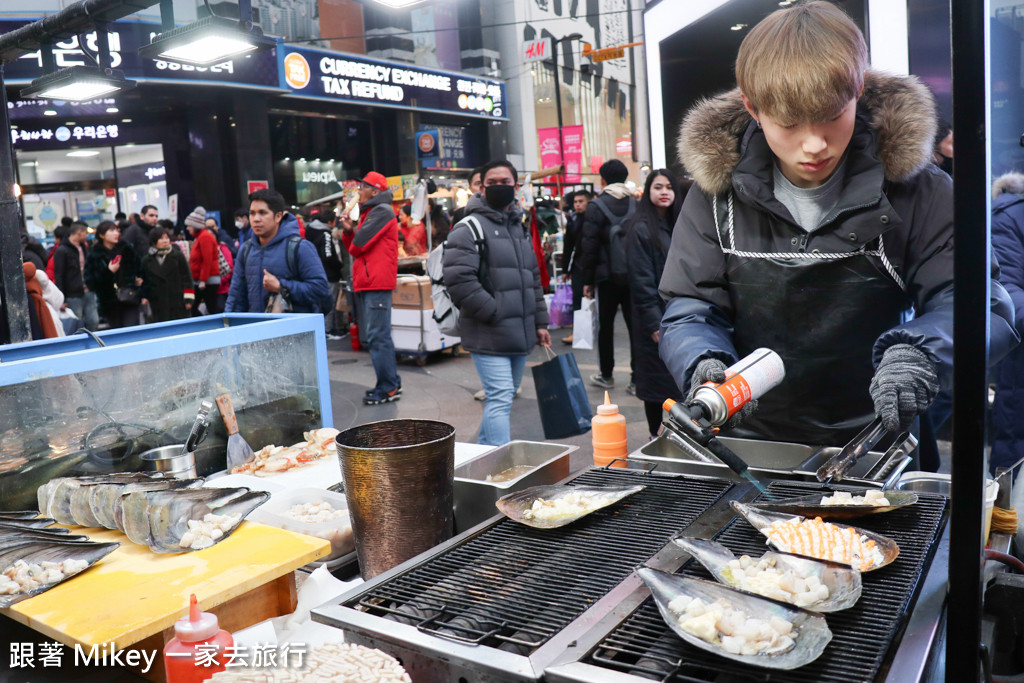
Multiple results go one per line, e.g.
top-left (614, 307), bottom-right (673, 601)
top-left (687, 358), bottom-right (758, 430)
top-left (869, 344), bottom-right (940, 431)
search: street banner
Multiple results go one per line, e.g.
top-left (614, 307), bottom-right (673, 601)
top-left (538, 126), bottom-right (584, 182)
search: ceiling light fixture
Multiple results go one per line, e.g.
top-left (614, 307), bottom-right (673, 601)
top-left (106, 107), bottom-right (119, 113)
top-left (43, 109), bottom-right (57, 116)
top-left (67, 150), bottom-right (101, 157)
top-left (22, 24), bottom-right (135, 101)
top-left (139, 1), bottom-right (274, 66)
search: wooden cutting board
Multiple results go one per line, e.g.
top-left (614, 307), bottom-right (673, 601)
top-left (2, 521), bottom-right (329, 650)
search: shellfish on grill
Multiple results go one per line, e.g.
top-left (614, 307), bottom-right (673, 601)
top-left (731, 501), bottom-right (900, 572)
top-left (744, 489), bottom-right (918, 521)
top-left (0, 539), bottom-right (119, 608)
top-left (673, 537), bottom-right (862, 612)
top-left (637, 566), bottom-right (832, 670)
top-left (120, 487), bottom-right (268, 553)
top-left (495, 484), bottom-right (646, 529)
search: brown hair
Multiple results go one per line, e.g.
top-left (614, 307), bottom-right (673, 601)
top-left (736, 1), bottom-right (867, 126)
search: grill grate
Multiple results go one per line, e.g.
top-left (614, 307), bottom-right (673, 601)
top-left (345, 469), bottom-right (732, 654)
top-left (586, 480), bottom-right (948, 682)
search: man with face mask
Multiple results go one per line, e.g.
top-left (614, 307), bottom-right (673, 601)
top-left (443, 160), bottom-right (552, 446)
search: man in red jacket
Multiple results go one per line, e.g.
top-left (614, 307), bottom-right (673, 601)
top-left (186, 206), bottom-right (222, 315)
top-left (341, 171), bottom-right (401, 405)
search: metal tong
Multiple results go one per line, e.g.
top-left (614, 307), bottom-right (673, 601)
top-left (181, 400), bottom-right (214, 456)
top-left (816, 416), bottom-right (910, 484)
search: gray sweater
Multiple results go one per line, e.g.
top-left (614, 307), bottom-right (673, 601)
top-left (442, 195), bottom-right (548, 356)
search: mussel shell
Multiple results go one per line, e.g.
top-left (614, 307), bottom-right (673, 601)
top-left (673, 537), bottom-right (862, 612)
top-left (748, 491), bottom-right (919, 521)
top-left (730, 501), bottom-right (900, 571)
top-left (143, 488), bottom-right (270, 553)
top-left (496, 484), bottom-right (646, 529)
top-left (0, 539), bottom-right (119, 608)
top-left (637, 567), bottom-right (832, 670)
top-left (93, 477), bottom-right (204, 530)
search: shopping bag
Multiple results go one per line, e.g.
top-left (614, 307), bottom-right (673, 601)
top-left (572, 296), bottom-right (598, 350)
top-left (531, 347), bottom-right (593, 439)
top-left (549, 283), bottom-right (573, 328)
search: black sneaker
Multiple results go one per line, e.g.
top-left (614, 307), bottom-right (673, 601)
top-left (589, 374), bottom-right (615, 389)
top-left (626, 382), bottom-right (637, 396)
top-left (365, 386), bottom-right (401, 397)
top-left (364, 388), bottom-right (401, 405)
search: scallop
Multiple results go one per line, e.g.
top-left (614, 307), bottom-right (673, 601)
top-left (637, 567), bottom-right (832, 670)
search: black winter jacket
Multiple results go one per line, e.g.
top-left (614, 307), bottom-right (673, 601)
top-left (990, 187), bottom-right (1024, 471)
top-left (305, 219), bottom-right (345, 282)
top-left (142, 246), bottom-right (193, 322)
top-left (443, 196), bottom-right (548, 356)
top-left (659, 71), bottom-right (1017, 417)
top-left (560, 213), bottom-right (585, 273)
top-left (84, 241), bottom-right (139, 312)
top-left (580, 192), bottom-right (633, 286)
top-left (52, 240), bottom-right (87, 297)
top-left (627, 213), bottom-right (683, 404)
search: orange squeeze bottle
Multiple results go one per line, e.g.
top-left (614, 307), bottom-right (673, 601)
top-left (164, 594), bottom-right (233, 683)
top-left (592, 391), bottom-right (628, 468)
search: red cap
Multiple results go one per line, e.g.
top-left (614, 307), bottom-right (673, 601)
top-left (361, 171), bottom-right (388, 192)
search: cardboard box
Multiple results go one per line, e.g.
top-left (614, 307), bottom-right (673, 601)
top-left (393, 275), bottom-right (432, 309)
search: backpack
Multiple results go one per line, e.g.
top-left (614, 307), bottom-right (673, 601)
top-left (592, 195), bottom-right (637, 279)
top-left (428, 216), bottom-right (486, 337)
top-left (239, 236), bottom-right (313, 308)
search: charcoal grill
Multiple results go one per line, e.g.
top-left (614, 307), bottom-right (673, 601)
top-left (313, 468), bottom-right (736, 681)
top-left (546, 480), bottom-right (949, 683)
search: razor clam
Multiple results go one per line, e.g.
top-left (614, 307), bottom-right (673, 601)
top-left (0, 511), bottom-right (44, 520)
top-left (0, 539), bottom-right (119, 608)
top-left (0, 528), bottom-right (91, 551)
top-left (746, 490), bottom-right (919, 521)
top-left (673, 537), bottom-right (862, 612)
top-left (730, 501), bottom-right (900, 572)
top-left (92, 477), bottom-right (204, 530)
top-left (496, 484), bottom-right (646, 529)
top-left (637, 567), bottom-right (832, 670)
top-left (144, 488), bottom-right (269, 553)
top-left (0, 519), bottom-right (64, 532)
top-left (48, 474), bottom-right (153, 525)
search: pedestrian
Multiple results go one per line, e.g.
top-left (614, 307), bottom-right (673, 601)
top-left (84, 220), bottom-right (145, 329)
top-left (451, 167), bottom-right (483, 224)
top-left (580, 159), bottom-right (638, 394)
top-left (141, 227), bottom-right (194, 322)
top-left (398, 205), bottom-right (428, 256)
top-left (625, 170), bottom-right (691, 439)
top-left (208, 215), bottom-right (237, 258)
top-left (989, 172), bottom-right (1024, 476)
top-left (234, 208), bottom-right (251, 248)
top-left (340, 171), bottom-right (402, 405)
top-left (304, 206), bottom-right (347, 338)
top-left (123, 205), bottom-right (156, 262)
top-left (186, 206), bottom-right (221, 315)
top-left (658, 1), bottom-right (1016, 455)
top-left (52, 222), bottom-right (99, 331)
top-left (443, 159), bottom-right (551, 446)
top-left (428, 198), bottom-right (451, 245)
top-left (225, 189), bottom-right (329, 314)
top-left (559, 189), bottom-right (591, 344)
top-left (23, 262), bottom-right (61, 340)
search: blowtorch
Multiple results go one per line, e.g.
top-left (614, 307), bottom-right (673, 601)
top-left (662, 349), bottom-right (786, 495)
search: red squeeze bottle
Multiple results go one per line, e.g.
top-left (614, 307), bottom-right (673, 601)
top-left (163, 594), bottom-right (233, 683)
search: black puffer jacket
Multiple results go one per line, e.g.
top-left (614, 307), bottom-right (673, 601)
top-left (443, 195), bottom-right (548, 356)
top-left (627, 213), bottom-right (683, 404)
top-left (659, 70), bottom-right (1018, 439)
top-left (580, 192), bottom-right (633, 286)
top-left (52, 239), bottom-right (87, 297)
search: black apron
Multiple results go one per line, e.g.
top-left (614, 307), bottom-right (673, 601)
top-left (713, 194), bottom-right (907, 446)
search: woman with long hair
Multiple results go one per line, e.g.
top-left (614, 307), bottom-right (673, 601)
top-left (625, 169), bottom-right (692, 439)
top-left (84, 221), bottom-right (145, 328)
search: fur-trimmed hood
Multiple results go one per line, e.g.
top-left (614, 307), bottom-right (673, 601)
top-left (993, 172), bottom-right (1024, 199)
top-left (677, 71), bottom-right (938, 196)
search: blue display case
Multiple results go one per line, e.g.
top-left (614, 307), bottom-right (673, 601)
top-left (0, 314), bottom-right (332, 511)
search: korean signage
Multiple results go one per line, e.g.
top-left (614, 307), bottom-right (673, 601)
top-left (538, 125), bottom-right (584, 183)
top-left (279, 46), bottom-right (508, 120)
top-left (10, 121), bottom-right (125, 148)
top-left (0, 20), bottom-right (280, 90)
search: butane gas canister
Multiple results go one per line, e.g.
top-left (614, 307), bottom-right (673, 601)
top-left (692, 348), bottom-right (785, 427)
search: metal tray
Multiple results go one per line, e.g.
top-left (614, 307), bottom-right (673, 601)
top-left (453, 440), bottom-right (577, 531)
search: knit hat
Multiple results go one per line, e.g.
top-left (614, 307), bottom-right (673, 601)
top-left (185, 206), bottom-right (207, 231)
top-left (361, 171), bottom-right (388, 192)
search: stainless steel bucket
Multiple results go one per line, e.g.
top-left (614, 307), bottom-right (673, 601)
top-left (139, 444), bottom-right (197, 479)
top-left (335, 419), bottom-right (455, 579)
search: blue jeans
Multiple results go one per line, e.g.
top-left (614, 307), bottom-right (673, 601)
top-left (65, 292), bottom-right (99, 331)
top-left (472, 353), bottom-right (527, 446)
top-left (357, 290), bottom-right (400, 393)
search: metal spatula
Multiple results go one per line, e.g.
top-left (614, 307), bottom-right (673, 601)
top-left (216, 393), bottom-right (255, 469)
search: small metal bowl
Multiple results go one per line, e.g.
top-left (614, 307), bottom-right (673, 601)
top-left (140, 445), bottom-right (196, 479)
top-left (894, 472), bottom-right (951, 497)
